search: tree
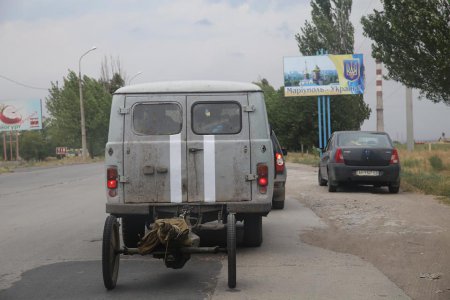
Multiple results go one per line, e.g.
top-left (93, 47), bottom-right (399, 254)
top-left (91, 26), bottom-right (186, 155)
top-left (361, 0), bottom-right (450, 103)
top-left (295, 0), bottom-right (354, 55)
top-left (46, 70), bottom-right (119, 157)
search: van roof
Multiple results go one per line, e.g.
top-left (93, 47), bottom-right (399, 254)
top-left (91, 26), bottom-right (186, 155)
top-left (114, 80), bottom-right (262, 94)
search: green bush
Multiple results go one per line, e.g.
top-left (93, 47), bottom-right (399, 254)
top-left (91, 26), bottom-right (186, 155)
top-left (429, 155), bottom-right (444, 171)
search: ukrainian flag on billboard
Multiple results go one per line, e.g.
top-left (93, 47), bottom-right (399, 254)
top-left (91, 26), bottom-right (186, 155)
top-left (283, 54), bottom-right (365, 97)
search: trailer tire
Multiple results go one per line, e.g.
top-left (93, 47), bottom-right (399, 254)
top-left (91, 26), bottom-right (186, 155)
top-left (102, 215), bottom-right (120, 290)
top-left (243, 215), bottom-right (263, 247)
top-left (227, 213), bottom-right (236, 289)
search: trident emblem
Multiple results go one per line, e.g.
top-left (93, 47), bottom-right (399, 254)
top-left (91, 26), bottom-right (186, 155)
top-left (344, 59), bottom-right (360, 81)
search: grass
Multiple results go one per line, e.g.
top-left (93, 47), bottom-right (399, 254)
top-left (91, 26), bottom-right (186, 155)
top-left (398, 147), bottom-right (450, 201)
top-left (286, 143), bottom-right (450, 202)
top-left (285, 151), bottom-right (320, 166)
top-left (0, 156), bottom-right (103, 174)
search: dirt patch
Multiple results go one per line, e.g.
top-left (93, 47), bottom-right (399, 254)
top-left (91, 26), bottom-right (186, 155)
top-left (287, 163), bottom-right (450, 300)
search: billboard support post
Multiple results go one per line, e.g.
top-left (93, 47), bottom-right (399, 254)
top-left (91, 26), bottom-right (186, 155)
top-left (2, 132), bottom-right (6, 161)
top-left (327, 96), bottom-right (331, 138)
top-left (15, 132), bottom-right (19, 160)
top-left (322, 96), bottom-right (327, 147)
top-left (9, 131), bottom-right (13, 161)
top-left (318, 97), bottom-right (323, 150)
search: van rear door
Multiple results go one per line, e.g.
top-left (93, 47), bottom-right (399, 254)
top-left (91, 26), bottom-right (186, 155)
top-left (123, 95), bottom-right (186, 203)
top-left (186, 95), bottom-right (251, 203)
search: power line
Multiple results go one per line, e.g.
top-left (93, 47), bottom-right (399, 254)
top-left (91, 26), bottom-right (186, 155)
top-left (0, 74), bottom-right (48, 91)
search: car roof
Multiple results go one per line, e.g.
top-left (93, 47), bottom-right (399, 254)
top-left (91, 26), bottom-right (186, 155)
top-left (334, 131), bottom-right (389, 135)
top-left (115, 80), bottom-right (262, 94)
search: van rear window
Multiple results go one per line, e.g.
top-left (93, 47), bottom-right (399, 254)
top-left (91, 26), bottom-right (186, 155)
top-left (192, 102), bottom-right (241, 135)
top-left (133, 103), bottom-right (182, 135)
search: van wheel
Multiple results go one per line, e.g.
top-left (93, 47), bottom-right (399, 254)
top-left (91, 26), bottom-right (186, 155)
top-left (243, 215), bottom-right (262, 247)
top-left (227, 213), bottom-right (236, 289)
top-left (122, 216), bottom-right (145, 248)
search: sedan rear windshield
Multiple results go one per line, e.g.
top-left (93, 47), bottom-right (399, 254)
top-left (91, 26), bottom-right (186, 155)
top-left (337, 132), bottom-right (392, 147)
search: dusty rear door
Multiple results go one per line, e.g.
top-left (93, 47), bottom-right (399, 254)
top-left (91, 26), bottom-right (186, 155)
top-left (123, 95), bottom-right (187, 203)
top-left (186, 95), bottom-right (251, 203)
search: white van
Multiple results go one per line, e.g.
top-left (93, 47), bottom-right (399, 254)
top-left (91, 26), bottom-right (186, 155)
top-left (104, 81), bottom-right (273, 248)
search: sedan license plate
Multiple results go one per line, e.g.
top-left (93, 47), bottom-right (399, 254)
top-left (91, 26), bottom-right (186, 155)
top-left (356, 170), bottom-right (380, 176)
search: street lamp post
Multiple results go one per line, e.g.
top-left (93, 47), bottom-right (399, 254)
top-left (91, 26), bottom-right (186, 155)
top-left (78, 46), bottom-right (97, 160)
top-left (128, 71), bottom-right (142, 85)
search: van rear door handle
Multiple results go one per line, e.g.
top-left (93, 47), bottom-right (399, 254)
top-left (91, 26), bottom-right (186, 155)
top-left (189, 148), bottom-right (203, 153)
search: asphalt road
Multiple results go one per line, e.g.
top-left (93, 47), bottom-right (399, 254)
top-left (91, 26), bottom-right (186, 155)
top-left (0, 163), bottom-right (410, 299)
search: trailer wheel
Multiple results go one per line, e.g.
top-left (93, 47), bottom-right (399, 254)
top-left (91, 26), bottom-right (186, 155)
top-left (102, 215), bottom-right (120, 290)
top-left (227, 213), bottom-right (236, 289)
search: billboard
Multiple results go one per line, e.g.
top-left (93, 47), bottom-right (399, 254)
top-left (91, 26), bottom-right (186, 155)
top-left (283, 54), bottom-right (365, 97)
top-left (0, 99), bottom-right (43, 132)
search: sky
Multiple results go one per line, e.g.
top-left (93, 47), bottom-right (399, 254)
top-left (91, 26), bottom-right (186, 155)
top-left (0, 0), bottom-right (448, 142)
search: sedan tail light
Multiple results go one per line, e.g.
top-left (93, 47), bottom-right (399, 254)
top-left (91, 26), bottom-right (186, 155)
top-left (257, 163), bottom-right (268, 194)
top-left (335, 148), bottom-right (345, 164)
top-left (275, 152), bottom-right (285, 174)
top-left (390, 148), bottom-right (399, 164)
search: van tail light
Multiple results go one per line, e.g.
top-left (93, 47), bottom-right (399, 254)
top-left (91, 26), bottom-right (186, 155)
top-left (334, 148), bottom-right (344, 164)
top-left (390, 148), bottom-right (399, 164)
top-left (275, 152), bottom-right (285, 174)
top-left (257, 163), bottom-right (269, 194)
top-left (107, 167), bottom-right (118, 190)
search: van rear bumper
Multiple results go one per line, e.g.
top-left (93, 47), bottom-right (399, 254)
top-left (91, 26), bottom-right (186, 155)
top-left (106, 202), bottom-right (271, 216)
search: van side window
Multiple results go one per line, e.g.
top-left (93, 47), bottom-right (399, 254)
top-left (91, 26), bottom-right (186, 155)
top-left (192, 102), bottom-right (241, 135)
top-left (133, 103), bottom-right (182, 135)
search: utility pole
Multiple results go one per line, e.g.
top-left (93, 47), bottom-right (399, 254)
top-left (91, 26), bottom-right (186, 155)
top-left (406, 87), bottom-right (414, 151)
top-left (376, 59), bottom-right (384, 132)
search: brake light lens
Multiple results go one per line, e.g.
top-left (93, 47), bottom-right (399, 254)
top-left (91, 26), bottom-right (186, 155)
top-left (335, 148), bottom-right (344, 164)
top-left (107, 167), bottom-right (118, 190)
top-left (390, 148), bottom-right (399, 164)
top-left (275, 152), bottom-right (285, 173)
top-left (257, 163), bottom-right (269, 194)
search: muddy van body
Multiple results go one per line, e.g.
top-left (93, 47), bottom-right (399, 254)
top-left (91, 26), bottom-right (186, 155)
top-left (105, 81), bottom-right (273, 247)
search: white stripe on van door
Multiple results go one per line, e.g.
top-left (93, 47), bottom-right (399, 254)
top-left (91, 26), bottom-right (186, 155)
top-left (203, 135), bottom-right (216, 202)
top-left (170, 133), bottom-right (182, 203)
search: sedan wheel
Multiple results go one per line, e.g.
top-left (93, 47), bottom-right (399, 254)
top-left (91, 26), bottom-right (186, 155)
top-left (318, 169), bottom-right (327, 186)
top-left (388, 184), bottom-right (400, 194)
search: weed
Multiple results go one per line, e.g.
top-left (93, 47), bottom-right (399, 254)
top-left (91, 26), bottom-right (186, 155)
top-left (429, 155), bottom-right (444, 171)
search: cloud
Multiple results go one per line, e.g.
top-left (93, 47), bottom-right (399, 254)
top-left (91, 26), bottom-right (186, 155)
top-left (195, 18), bottom-right (213, 26)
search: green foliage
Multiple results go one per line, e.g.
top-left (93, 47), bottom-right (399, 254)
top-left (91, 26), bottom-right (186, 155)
top-left (289, 0), bottom-right (370, 150)
top-left (402, 158), bottom-right (421, 168)
top-left (361, 0), bottom-right (450, 103)
top-left (46, 70), bottom-right (122, 158)
top-left (402, 171), bottom-right (450, 199)
top-left (257, 79), bottom-right (370, 150)
top-left (295, 0), bottom-right (355, 55)
top-left (19, 130), bottom-right (49, 161)
top-left (429, 155), bottom-right (444, 171)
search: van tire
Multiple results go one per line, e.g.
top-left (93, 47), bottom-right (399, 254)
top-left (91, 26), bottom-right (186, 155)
top-left (122, 216), bottom-right (145, 248)
top-left (272, 200), bottom-right (285, 209)
top-left (243, 215), bottom-right (263, 247)
top-left (227, 213), bottom-right (236, 289)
